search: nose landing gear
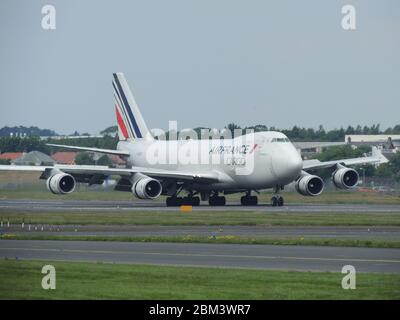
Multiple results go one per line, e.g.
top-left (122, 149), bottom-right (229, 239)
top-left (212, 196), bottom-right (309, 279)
top-left (271, 185), bottom-right (284, 207)
top-left (271, 195), bottom-right (284, 207)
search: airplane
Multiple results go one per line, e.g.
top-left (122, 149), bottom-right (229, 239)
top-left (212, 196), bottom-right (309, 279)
top-left (0, 73), bottom-right (389, 207)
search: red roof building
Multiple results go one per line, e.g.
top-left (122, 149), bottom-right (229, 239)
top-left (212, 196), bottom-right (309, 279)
top-left (52, 152), bottom-right (78, 164)
top-left (0, 152), bottom-right (24, 161)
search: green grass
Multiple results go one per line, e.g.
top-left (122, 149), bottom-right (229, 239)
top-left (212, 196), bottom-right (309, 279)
top-left (2, 233), bottom-right (400, 248)
top-left (1, 210), bottom-right (400, 226)
top-left (0, 259), bottom-right (399, 299)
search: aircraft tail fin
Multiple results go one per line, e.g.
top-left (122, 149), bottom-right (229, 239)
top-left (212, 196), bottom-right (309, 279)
top-left (112, 72), bottom-right (153, 141)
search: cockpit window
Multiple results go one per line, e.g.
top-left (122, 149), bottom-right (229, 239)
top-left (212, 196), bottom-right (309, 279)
top-left (271, 138), bottom-right (290, 142)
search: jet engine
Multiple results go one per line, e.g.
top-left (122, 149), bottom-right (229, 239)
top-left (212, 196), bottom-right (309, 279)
top-left (46, 173), bottom-right (76, 194)
top-left (332, 166), bottom-right (359, 189)
top-left (295, 172), bottom-right (324, 196)
top-left (131, 176), bottom-right (162, 199)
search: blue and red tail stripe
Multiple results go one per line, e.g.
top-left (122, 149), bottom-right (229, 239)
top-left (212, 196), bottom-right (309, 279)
top-left (115, 105), bottom-right (129, 139)
top-left (113, 83), bottom-right (135, 139)
top-left (112, 74), bottom-right (143, 139)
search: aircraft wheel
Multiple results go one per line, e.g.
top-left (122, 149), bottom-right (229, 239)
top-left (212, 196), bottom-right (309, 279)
top-left (240, 196), bottom-right (258, 206)
top-left (192, 196), bottom-right (200, 206)
top-left (209, 196), bottom-right (226, 206)
top-left (271, 196), bottom-right (278, 207)
top-left (182, 196), bottom-right (200, 206)
top-left (278, 196), bottom-right (284, 207)
top-left (166, 197), bottom-right (183, 207)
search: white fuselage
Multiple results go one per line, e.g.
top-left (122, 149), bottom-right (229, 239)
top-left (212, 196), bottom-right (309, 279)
top-left (117, 131), bottom-right (303, 192)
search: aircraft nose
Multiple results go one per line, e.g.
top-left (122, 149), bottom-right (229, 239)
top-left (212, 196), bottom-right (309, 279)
top-left (271, 149), bottom-right (303, 183)
top-left (286, 153), bottom-right (303, 177)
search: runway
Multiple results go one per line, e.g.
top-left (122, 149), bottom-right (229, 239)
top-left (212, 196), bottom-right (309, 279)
top-left (4, 225), bottom-right (400, 241)
top-left (1, 199), bottom-right (399, 273)
top-left (1, 199), bottom-right (400, 212)
top-left (1, 240), bottom-right (399, 273)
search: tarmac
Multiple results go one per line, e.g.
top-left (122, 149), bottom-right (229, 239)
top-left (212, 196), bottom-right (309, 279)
top-left (1, 239), bottom-right (399, 273)
top-left (1, 198), bottom-right (399, 273)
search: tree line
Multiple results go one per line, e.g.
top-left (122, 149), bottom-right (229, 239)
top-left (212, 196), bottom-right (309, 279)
top-left (0, 136), bottom-right (118, 155)
top-left (225, 123), bottom-right (400, 142)
top-left (0, 126), bottom-right (57, 137)
top-left (1, 123), bottom-right (399, 154)
top-left (1, 122), bottom-right (399, 153)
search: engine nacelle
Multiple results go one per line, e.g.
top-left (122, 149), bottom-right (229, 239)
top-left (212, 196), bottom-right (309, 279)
top-left (46, 173), bottom-right (76, 194)
top-left (295, 173), bottom-right (324, 196)
top-left (132, 177), bottom-right (162, 199)
top-left (332, 167), bottom-right (359, 189)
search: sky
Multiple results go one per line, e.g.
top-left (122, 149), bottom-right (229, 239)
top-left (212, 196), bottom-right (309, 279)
top-left (0, 0), bottom-right (399, 135)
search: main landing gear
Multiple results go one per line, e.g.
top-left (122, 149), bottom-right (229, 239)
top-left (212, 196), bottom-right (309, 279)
top-left (240, 191), bottom-right (258, 206)
top-left (208, 193), bottom-right (226, 206)
top-left (271, 185), bottom-right (284, 207)
top-left (166, 194), bottom-right (200, 207)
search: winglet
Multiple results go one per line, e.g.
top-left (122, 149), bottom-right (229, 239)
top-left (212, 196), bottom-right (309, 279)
top-left (371, 146), bottom-right (389, 164)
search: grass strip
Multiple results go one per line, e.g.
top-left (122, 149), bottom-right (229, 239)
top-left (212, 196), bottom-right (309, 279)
top-left (2, 233), bottom-right (400, 249)
top-left (1, 210), bottom-right (400, 226)
top-left (0, 259), bottom-right (399, 299)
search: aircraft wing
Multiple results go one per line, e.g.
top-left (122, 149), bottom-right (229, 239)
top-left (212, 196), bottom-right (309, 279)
top-left (0, 164), bottom-right (220, 183)
top-left (46, 143), bottom-right (130, 156)
top-left (302, 146), bottom-right (389, 171)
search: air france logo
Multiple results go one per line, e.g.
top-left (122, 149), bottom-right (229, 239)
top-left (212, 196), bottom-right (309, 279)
top-left (209, 144), bottom-right (258, 155)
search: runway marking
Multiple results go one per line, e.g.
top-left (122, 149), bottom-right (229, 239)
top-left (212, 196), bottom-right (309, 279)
top-left (1, 247), bottom-right (400, 264)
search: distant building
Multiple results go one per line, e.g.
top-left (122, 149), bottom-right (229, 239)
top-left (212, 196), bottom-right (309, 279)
top-left (345, 134), bottom-right (400, 159)
top-left (345, 134), bottom-right (400, 146)
top-left (0, 152), bottom-right (24, 162)
top-left (345, 134), bottom-right (400, 152)
top-left (13, 151), bottom-right (55, 166)
top-left (52, 151), bottom-right (77, 165)
top-left (293, 142), bottom-right (346, 155)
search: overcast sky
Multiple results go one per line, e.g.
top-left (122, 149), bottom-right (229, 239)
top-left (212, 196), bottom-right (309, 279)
top-left (0, 0), bottom-right (399, 135)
